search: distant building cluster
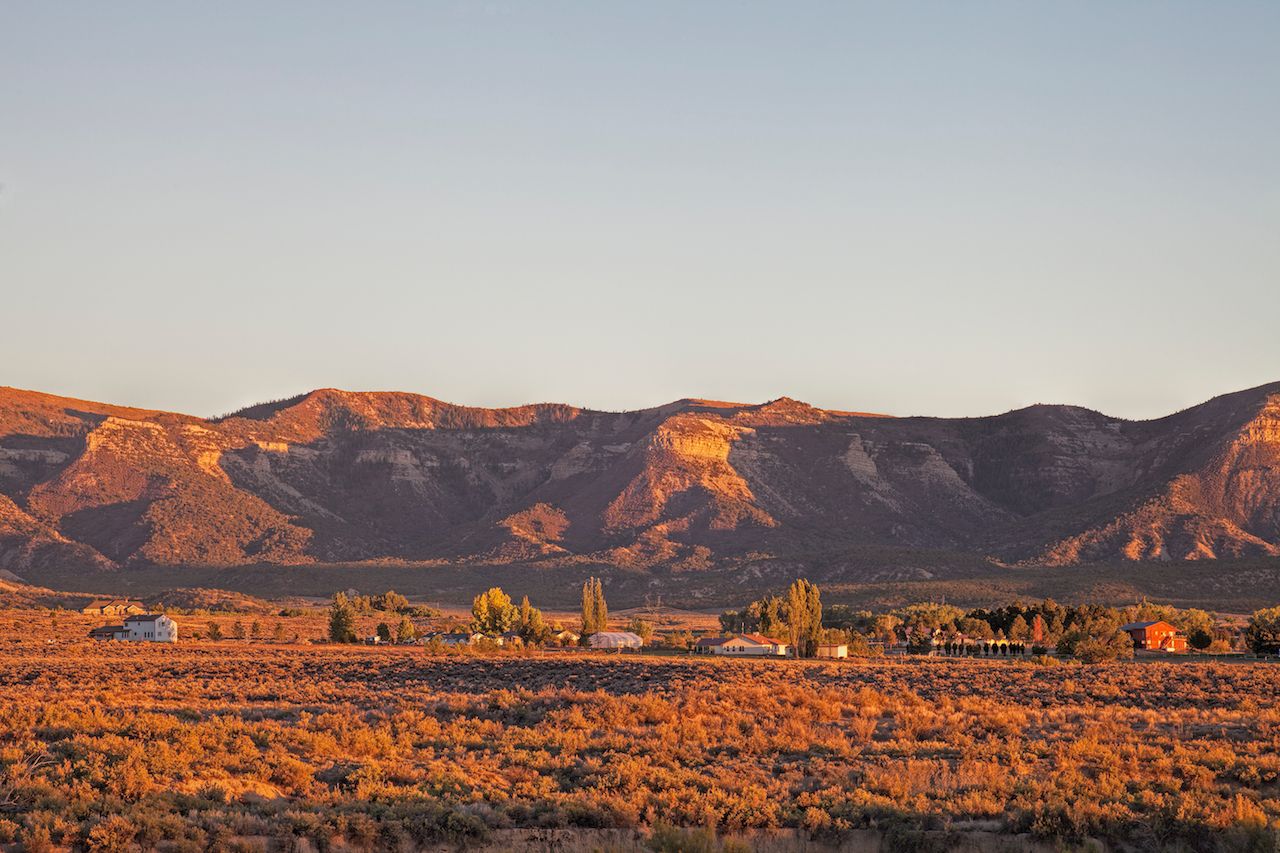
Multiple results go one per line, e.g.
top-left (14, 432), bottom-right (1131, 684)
top-left (81, 599), bottom-right (145, 617)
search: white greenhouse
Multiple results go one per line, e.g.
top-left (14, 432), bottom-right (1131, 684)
top-left (587, 631), bottom-right (644, 649)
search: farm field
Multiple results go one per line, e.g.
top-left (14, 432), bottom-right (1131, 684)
top-left (1, 621), bottom-right (1278, 852)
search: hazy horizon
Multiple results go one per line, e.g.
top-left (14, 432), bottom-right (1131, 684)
top-left (3, 2), bottom-right (1277, 420)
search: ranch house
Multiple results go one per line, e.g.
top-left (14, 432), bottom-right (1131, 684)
top-left (714, 634), bottom-right (789, 656)
top-left (1119, 620), bottom-right (1188, 652)
top-left (692, 637), bottom-right (729, 654)
top-left (89, 614), bottom-right (178, 642)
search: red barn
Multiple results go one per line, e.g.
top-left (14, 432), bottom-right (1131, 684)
top-left (1119, 621), bottom-right (1187, 652)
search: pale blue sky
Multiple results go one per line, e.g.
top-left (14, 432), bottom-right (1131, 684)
top-left (2, 2), bottom-right (1277, 419)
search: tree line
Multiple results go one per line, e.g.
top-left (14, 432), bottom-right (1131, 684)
top-left (724, 589), bottom-right (1280, 661)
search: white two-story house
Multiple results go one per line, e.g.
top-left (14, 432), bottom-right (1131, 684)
top-left (121, 614), bottom-right (179, 642)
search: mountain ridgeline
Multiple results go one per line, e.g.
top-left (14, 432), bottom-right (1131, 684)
top-left (1, 382), bottom-right (1279, 578)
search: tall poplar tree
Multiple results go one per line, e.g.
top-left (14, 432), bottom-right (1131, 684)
top-left (581, 577), bottom-right (608, 634)
top-left (785, 579), bottom-right (822, 657)
top-left (595, 578), bottom-right (608, 633)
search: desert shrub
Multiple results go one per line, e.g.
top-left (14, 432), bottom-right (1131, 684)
top-left (84, 816), bottom-right (136, 853)
top-left (19, 825), bottom-right (53, 853)
top-left (1, 611), bottom-right (1278, 850)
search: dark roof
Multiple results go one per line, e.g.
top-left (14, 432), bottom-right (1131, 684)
top-left (124, 614), bottom-right (166, 623)
top-left (1120, 621), bottom-right (1178, 632)
top-left (694, 637), bottom-right (729, 647)
top-left (89, 625), bottom-right (124, 635)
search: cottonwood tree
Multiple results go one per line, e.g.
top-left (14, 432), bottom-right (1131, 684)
top-left (872, 614), bottom-right (901, 644)
top-left (1072, 630), bottom-right (1135, 663)
top-left (471, 587), bottom-right (518, 634)
top-left (1245, 606), bottom-right (1280, 655)
top-left (627, 618), bottom-right (653, 643)
top-left (518, 596), bottom-right (549, 643)
top-left (396, 617), bottom-right (416, 644)
top-left (377, 590), bottom-right (409, 613)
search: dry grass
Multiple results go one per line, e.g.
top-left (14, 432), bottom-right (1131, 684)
top-left (0, 614), bottom-right (1278, 851)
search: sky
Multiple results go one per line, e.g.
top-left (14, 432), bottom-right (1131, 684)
top-left (1, 2), bottom-right (1277, 420)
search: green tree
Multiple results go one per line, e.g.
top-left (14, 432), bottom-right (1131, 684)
top-left (376, 622), bottom-right (392, 643)
top-left (518, 596), bottom-right (549, 643)
top-left (1008, 615), bottom-right (1031, 642)
top-left (892, 603), bottom-right (964, 639)
top-left (231, 621), bottom-right (246, 640)
top-left (1245, 606), bottom-right (1280, 655)
top-left (872, 614), bottom-right (901, 644)
top-left (957, 617), bottom-right (994, 640)
top-left (471, 587), bottom-right (518, 634)
top-left (1073, 630), bottom-right (1135, 663)
top-left (627, 618), bottom-right (654, 643)
top-left (1188, 628), bottom-right (1212, 650)
top-left (581, 577), bottom-right (608, 634)
top-left (786, 579), bottom-right (822, 658)
top-left (1176, 608), bottom-right (1215, 638)
top-left (752, 595), bottom-right (787, 639)
top-left (718, 609), bottom-right (744, 633)
top-left (396, 617), bottom-right (416, 644)
top-left (207, 622), bottom-right (223, 642)
top-left (377, 590), bottom-right (409, 613)
top-left (328, 593), bottom-right (357, 643)
top-left (272, 622), bottom-right (286, 642)
top-left (846, 632), bottom-right (881, 657)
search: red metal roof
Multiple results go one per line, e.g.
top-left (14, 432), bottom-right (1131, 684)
top-left (735, 633), bottom-right (786, 646)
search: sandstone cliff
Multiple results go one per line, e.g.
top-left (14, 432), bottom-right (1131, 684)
top-left (1, 382), bottom-right (1278, 574)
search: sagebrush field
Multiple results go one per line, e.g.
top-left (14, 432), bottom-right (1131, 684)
top-left (1, 618), bottom-right (1279, 852)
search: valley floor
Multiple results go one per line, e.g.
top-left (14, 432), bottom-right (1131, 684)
top-left (1, 624), bottom-right (1279, 851)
